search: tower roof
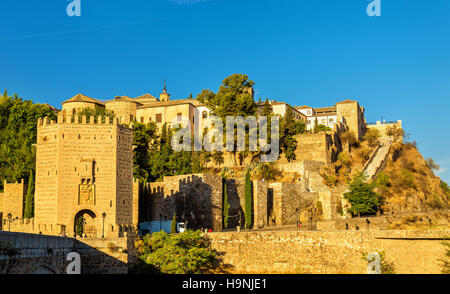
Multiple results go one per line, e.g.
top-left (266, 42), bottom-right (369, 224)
top-left (62, 93), bottom-right (105, 106)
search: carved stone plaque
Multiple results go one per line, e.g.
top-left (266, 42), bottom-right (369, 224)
top-left (78, 184), bottom-right (95, 205)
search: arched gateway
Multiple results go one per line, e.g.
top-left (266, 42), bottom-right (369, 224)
top-left (74, 209), bottom-right (97, 238)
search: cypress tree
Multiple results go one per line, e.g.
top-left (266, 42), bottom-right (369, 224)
top-left (223, 178), bottom-right (230, 229)
top-left (244, 169), bottom-right (252, 229)
top-left (24, 171), bottom-right (34, 218)
top-left (171, 213), bottom-right (177, 233)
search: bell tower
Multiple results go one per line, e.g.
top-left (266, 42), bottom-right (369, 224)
top-left (159, 80), bottom-right (171, 102)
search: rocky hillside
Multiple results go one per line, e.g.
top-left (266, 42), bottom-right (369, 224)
top-left (379, 142), bottom-right (449, 213)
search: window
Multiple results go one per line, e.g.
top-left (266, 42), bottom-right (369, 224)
top-left (321, 119), bottom-right (326, 124)
top-left (329, 118), bottom-right (334, 123)
top-left (140, 117), bottom-right (144, 123)
top-left (130, 115), bottom-right (134, 121)
top-left (202, 111), bottom-right (208, 119)
top-left (149, 117), bottom-right (152, 122)
top-left (177, 113), bottom-right (182, 121)
top-left (156, 114), bottom-right (162, 123)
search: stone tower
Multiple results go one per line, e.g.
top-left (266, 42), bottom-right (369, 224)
top-left (34, 115), bottom-right (134, 237)
top-left (336, 100), bottom-right (366, 140)
top-left (159, 81), bottom-right (171, 102)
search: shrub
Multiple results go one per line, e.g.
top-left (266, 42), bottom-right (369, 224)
top-left (314, 124), bottom-right (332, 133)
top-left (343, 172), bottom-right (381, 216)
top-left (441, 238), bottom-right (450, 274)
top-left (430, 194), bottom-right (444, 209)
top-left (135, 230), bottom-right (222, 274)
top-left (320, 167), bottom-right (338, 187)
top-left (359, 146), bottom-right (372, 161)
top-left (401, 158), bottom-right (417, 173)
top-left (362, 250), bottom-right (396, 274)
top-left (386, 125), bottom-right (405, 143)
top-left (223, 178), bottom-right (230, 229)
top-left (255, 163), bottom-right (281, 181)
top-left (441, 181), bottom-right (450, 200)
top-left (244, 169), bottom-right (252, 229)
top-left (341, 131), bottom-right (359, 147)
top-left (426, 157), bottom-right (440, 171)
top-left (171, 213), bottom-right (177, 233)
top-left (364, 129), bottom-right (381, 147)
top-left (399, 169), bottom-right (416, 190)
top-left (375, 172), bottom-right (390, 188)
top-left (337, 152), bottom-right (352, 169)
top-left (316, 201), bottom-right (323, 216)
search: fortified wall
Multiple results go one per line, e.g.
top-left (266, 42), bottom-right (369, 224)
top-left (140, 174), bottom-right (223, 231)
top-left (0, 180), bottom-right (27, 226)
top-left (0, 231), bottom-right (133, 274)
top-left (208, 230), bottom-right (449, 274)
top-left (367, 120), bottom-right (403, 143)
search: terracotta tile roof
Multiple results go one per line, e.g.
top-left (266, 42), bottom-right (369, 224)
top-left (296, 105), bottom-right (312, 110)
top-left (62, 93), bottom-right (105, 106)
top-left (105, 96), bottom-right (143, 105)
top-left (336, 99), bottom-right (357, 104)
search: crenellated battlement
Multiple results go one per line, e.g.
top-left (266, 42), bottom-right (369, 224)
top-left (37, 115), bottom-right (131, 129)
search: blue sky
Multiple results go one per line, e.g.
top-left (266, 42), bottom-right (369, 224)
top-left (1, 0), bottom-right (450, 182)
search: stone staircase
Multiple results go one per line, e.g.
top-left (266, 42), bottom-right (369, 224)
top-left (362, 142), bottom-right (392, 180)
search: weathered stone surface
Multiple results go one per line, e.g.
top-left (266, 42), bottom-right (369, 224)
top-left (208, 230), bottom-right (449, 274)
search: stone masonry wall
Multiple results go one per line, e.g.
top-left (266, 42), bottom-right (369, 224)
top-left (208, 230), bottom-right (449, 274)
top-left (148, 173), bottom-right (223, 231)
top-left (0, 231), bottom-right (131, 274)
top-left (1, 180), bottom-right (27, 222)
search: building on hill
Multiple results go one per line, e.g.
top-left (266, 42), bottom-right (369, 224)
top-left (256, 100), bottom-right (307, 122)
top-left (296, 99), bottom-right (366, 140)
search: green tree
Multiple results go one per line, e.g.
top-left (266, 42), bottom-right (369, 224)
top-left (341, 131), bottom-right (359, 147)
top-left (171, 213), bottom-right (177, 233)
top-left (24, 171), bottom-right (34, 218)
top-left (344, 172), bottom-right (381, 216)
top-left (223, 178), bottom-right (230, 229)
top-left (76, 106), bottom-right (115, 123)
top-left (364, 129), bottom-right (381, 147)
top-left (426, 157), bottom-right (440, 171)
top-left (244, 169), bottom-right (252, 229)
top-left (197, 74), bottom-right (256, 119)
top-left (135, 231), bottom-right (222, 274)
top-left (386, 125), bottom-right (405, 142)
top-left (279, 107), bottom-right (305, 162)
top-left (133, 122), bottom-right (158, 182)
top-left (314, 124), bottom-right (332, 133)
top-left (0, 92), bottom-right (57, 192)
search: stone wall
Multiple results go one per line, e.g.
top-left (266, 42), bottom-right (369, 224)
top-left (0, 231), bottom-right (132, 274)
top-left (367, 120), bottom-right (403, 143)
top-left (147, 173), bottom-right (223, 231)
top-left (208, 230), bottom-right (449, 274)
top-left (1, 180), bottom-right (27, 222)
